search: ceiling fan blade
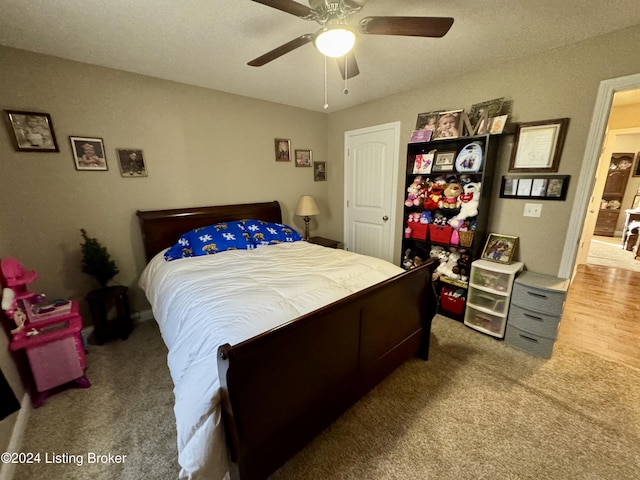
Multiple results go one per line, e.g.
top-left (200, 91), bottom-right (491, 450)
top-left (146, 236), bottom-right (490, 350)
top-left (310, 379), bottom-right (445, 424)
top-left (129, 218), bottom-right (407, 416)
top-left (248, 34), bottom-right (314, 67)
top-left (336, 52), bottom-right (360, 80)
top-left (251, 0), bottom-right (314, 18)
top-left (359, 16), bottom-right (454, 38)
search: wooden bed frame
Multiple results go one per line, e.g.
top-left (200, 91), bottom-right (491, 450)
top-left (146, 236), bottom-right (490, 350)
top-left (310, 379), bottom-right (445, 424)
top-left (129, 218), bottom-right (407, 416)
top-left (136, 200), bottom-right (438, 480)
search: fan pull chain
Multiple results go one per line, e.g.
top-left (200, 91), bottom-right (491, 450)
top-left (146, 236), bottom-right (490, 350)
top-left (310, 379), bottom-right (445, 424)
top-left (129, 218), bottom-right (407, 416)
top-left (323, 55), bottom-right (329, 110)
top-left (343, 56), bottom-right (349, 95)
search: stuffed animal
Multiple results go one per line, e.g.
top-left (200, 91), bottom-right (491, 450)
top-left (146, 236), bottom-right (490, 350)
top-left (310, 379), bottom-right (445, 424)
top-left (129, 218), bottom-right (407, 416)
top-left (440, 183), bottom-right (462, 209)
top-left (449, 182), bottom-right (481, 229)
top-left (436, 250), bottom-right (461, 280)
top-left (405, 176), bottom-right (425, 207)
top-left (452, 250), bottom-right (471, 282)
top-left (423, 183), bottom-right (444, 210)
top-left (419, 211), bottom-right (432, 224)
top-left (432, 212), bottom-right (447, 226)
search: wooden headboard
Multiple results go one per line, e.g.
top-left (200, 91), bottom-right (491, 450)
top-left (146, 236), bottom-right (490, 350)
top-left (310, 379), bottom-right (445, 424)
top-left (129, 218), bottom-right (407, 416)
top-left (136, 201), bottom-right (282, 262)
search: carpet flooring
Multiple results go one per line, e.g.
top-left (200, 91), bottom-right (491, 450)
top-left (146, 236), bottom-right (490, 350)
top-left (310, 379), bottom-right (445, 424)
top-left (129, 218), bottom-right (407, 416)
top-left (14, 316), bottom-right (640, 479)
top-left (587, 236), bottom-right (640, 272)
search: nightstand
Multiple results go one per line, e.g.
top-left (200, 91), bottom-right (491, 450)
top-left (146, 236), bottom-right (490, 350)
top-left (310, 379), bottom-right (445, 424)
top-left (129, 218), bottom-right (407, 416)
top-left (308, 236), bottom-right (341, 249)
top-left (85, 286), bottom-right (133, 345)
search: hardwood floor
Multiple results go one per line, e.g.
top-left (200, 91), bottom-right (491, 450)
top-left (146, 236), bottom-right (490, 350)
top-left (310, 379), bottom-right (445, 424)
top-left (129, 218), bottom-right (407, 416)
top-left (557, 263), bottom-right (640, 370)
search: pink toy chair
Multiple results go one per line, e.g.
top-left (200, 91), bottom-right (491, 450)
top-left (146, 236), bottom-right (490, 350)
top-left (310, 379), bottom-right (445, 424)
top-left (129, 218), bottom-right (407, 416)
top-left (1, 257), bottom-right (38, 300)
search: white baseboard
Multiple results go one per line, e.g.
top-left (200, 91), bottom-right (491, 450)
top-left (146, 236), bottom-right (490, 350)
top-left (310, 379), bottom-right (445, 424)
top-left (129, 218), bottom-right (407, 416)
top-left (0, 394), bottom-right (31, 480)
top-left (136, 309), bottom-right (154, 322)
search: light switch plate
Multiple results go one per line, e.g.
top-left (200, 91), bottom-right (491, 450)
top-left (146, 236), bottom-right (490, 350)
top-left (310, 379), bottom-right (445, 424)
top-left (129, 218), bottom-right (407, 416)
top-left (523, 203), bottom-right (542, 217)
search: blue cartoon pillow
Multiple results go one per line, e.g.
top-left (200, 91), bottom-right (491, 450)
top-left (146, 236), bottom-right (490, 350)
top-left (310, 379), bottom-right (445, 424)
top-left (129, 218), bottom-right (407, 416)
top-left (164, 221), bottom-right (253, 261)
top-left (242, 220), bottom-right (302, 246)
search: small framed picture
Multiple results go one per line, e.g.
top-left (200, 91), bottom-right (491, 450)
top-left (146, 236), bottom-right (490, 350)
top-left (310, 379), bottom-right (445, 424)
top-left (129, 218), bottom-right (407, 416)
top-left (481, 233), bottom-right (519, 265)
top-left (70, 136), bottom-right (108, 171)
top-left (432, 151), bottom-right (456, 172)
top-left (295, 149), bottom-right (312, 167)
top-left (116, 148), bottom-right (147, 177)
top-left (275, 138), bottom-right (291, 162)
top-left (499, 175), bottom-right (569, 200)
top-left (4, 110), bottom-right (59, 152)
top-left (412, 152), bottom-right (434, 174)
top-left (467, 98), bottom-right (504, 135)
top-left (314, 161), bottom-right (326, 181)
top-left (415, 111), bottom-right (442, 132)
top-left (433, 110), bottom-right (463, 140)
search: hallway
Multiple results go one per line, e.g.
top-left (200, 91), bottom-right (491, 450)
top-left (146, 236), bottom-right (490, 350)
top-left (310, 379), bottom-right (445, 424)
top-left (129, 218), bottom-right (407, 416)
top-left (558, 241), bottom-right (640, 370)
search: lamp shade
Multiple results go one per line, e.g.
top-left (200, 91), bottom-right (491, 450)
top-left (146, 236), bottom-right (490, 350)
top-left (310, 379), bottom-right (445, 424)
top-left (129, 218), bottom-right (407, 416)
top-left (314, 27), bottom-right (356, 58)
top-left (295, 195), bottom-right (320, 217)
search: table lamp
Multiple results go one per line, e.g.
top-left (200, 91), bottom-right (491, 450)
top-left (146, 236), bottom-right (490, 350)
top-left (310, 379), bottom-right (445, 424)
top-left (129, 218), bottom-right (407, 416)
top-left (295, 195), bottom-right (320, 241)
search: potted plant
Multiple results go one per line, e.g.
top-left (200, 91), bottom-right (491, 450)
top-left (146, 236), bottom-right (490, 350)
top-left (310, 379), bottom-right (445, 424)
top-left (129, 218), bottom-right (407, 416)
top-left (80, 229), bottom-right (119, 288)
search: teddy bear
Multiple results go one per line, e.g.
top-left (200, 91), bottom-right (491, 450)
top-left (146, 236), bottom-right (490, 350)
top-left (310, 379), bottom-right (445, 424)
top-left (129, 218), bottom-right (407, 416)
top-left (449, 182), bottom-right (481, 229)
top-left (440, 183), bottom-right (462, 209)
top-left (452, 250), bottom-right (471, 282)
top-left (423, 183), bottom-right (444, 210)
top-left (436, 249), bottom-right (461, 280)
top-left (405, 176), bottom-right (425, 207)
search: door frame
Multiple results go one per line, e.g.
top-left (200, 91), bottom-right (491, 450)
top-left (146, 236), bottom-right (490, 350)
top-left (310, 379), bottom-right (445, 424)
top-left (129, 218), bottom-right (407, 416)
top-left (343, 121), bottom-right (401, 262)
top-left (559, 72), bottom-right (640, 279)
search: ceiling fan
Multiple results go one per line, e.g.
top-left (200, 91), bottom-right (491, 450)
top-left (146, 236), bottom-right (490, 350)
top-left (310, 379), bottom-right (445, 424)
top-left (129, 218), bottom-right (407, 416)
top-left (248, 0), bottom-right (454, 80)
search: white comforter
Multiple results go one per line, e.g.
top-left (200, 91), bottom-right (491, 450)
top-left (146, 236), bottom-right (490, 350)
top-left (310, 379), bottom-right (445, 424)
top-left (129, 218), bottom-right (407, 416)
top-left (138, 241), bottom-right (403, 480)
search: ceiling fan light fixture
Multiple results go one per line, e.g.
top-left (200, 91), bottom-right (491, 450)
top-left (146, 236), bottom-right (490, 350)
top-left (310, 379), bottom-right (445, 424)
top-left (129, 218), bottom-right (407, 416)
top-left (314, 26), bottom-right (356, 58)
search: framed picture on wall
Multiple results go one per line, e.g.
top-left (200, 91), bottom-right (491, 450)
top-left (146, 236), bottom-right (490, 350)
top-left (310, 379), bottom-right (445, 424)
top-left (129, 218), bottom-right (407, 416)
top-left (116, 148), bottom-right (147, 177)
top-left (4, 110), bottom-right (59, 152)
top-left (633, 152), bottom-right (640, 177)
top-left (70, 136), bottom-right (108, 171)
top-left (508, 118), bottom-right (570, 172)
top-left (275, 138), bottom-right (291, 162)
top-left (295, 149), bottom-right (312, 167)
top-left (314, 161), bottom-right (326, 181)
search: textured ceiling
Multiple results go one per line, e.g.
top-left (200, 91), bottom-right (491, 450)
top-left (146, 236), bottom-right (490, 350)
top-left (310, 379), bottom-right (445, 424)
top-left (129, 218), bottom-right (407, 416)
top-left (1, 0), bottom-right (640, 112)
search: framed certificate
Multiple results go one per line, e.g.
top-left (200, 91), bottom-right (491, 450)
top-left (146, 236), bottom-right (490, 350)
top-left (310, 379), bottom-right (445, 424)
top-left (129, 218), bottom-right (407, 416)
top-left (508, 118), bottom-right (569, 172)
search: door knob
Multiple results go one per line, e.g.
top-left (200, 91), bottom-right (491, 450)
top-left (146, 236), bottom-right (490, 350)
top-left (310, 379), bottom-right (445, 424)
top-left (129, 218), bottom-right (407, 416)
top-left (382, 216), bottom-right (389, 221)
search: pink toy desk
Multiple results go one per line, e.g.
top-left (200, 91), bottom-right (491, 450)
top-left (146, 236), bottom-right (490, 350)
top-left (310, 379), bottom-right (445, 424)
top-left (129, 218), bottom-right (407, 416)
top-left (9, 299), bottom-right (90, 407)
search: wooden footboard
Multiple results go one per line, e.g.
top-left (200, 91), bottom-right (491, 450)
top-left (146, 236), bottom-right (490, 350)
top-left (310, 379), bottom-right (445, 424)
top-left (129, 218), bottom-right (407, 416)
top-left (217, 259), bottom-right (438, 480)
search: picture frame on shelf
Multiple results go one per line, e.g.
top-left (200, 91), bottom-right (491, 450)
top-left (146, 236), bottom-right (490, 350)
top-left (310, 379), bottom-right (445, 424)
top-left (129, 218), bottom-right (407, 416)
top-left (314, 161), bottom-right (326, 181)
top-left (508, 118), bottom-right (570, 172)
top-left (275, 138), bottom-right (291, 162)
top-left (409, 129), bottom-right (433, 143)
top-left (70, 136), bottom-right (108, 171)
top-left (412, 151), bottom-right (434, 174)
top-left (415, 110), bottom-right (442, 131)
top-left (4, 110), bottom-right (59, 152)
top-left (489, 115), bottom-right (509, 134)
top-left (481, 233), bottom-right (518, 265)
top-left (467, 98), bottom-right (504, 135)
top-left (433, 110), bottom-right (463, 140)
top-left (295, 149), bottom-right (312, 167)
top-left (499, 175), bottom-right (570, 200)
top-left (116, 148), bottom-right (147, 177)
top-left (432, 151), bottom-right (456, 172)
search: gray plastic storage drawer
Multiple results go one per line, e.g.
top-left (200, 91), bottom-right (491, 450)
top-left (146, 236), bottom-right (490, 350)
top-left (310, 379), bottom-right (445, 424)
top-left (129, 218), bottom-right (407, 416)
top-left (511, 282), bottom-right (566, 315)
top-left (505, 325), bottom-right (555, 358)
top-left (508, 304), bottom-right (561, 339)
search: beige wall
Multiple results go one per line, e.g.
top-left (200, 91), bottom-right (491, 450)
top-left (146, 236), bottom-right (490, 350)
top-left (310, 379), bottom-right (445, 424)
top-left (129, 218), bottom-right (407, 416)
top-left (327, 24), bottom-right (640, 275)
top-left (0, 46), bottom-right (329, 317)
top-left (0, 45), bottom-right (329, 426)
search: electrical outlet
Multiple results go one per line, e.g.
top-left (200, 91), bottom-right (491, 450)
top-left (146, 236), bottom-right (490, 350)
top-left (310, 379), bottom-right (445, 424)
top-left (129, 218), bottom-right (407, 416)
top-left (523, 203), bottom-right (542, 217)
